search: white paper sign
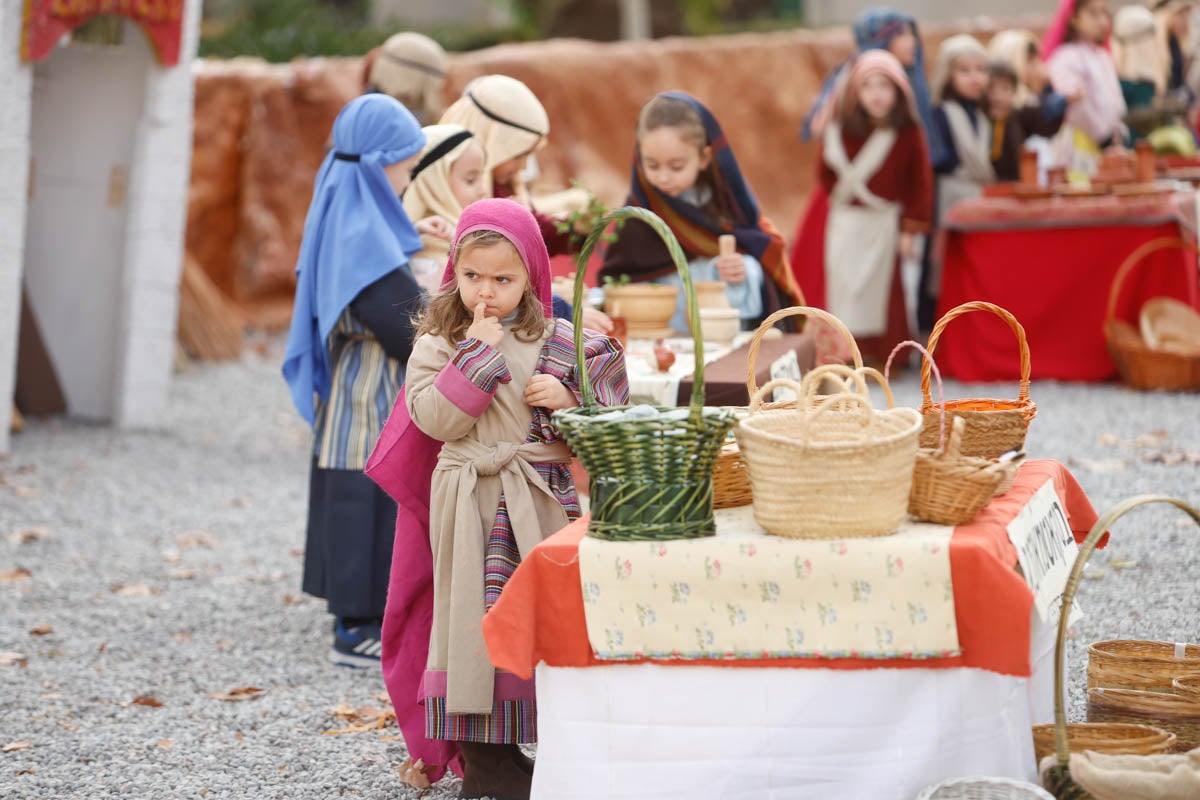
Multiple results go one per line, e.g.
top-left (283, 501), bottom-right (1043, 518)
top-left (769, 350), bottom-right (802, 403)
top-left (1006, 480), bottom-right (1080, 624)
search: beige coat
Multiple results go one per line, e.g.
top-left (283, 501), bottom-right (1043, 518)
top-left (405, 323), bottom-right (571, 714)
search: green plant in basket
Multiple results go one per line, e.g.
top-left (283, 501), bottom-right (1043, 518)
top-left (554, 181), bottom-right (622, 250)
top-left (552, 207), bottom-right (736, 542)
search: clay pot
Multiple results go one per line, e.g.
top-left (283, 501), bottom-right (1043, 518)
top-left (694, 281), bottom-right (730, 309)
top-left (603, 283), bottom-right (678, 335)
top-left (653, 339), bottom-right (676, 372)
top-left (698, 307), bottom-right (741, 344)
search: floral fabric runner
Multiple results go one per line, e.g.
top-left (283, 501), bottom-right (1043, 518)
top-left (578, 505), bottom-right (960, 661)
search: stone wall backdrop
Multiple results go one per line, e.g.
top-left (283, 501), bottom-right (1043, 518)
top-left (186, 17), bottom-right (1046, 326)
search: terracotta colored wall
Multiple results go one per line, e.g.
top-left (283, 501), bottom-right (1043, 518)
top-left (186, 17), bottom-right (1045, 310)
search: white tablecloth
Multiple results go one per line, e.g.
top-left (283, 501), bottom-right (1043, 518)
top-left (624, 337), bottom-right (735, 406)
top-left (531, 609), bottom-right (1060, 800)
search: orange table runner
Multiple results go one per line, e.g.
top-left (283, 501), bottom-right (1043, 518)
top-left (483, 460), bottom-right (1099, 679)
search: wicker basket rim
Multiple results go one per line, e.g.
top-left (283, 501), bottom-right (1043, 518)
top-left (1088, 639), bottom-right (1200, 660)
top-left (1088, 687), bottom-right (1200, 713)
top-left (1032, 721), bottom-right (1176, 740)
top-left (738, 406), bottom-right (922, 449)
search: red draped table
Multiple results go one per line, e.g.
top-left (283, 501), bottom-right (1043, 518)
top-left (483, 461), bottom-right (1100, 799)
top-left (936, 192), bottom-right (1200, 382)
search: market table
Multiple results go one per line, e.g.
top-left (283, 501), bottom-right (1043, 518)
top-left (622, 333), bottom-right (816, 407)
top-left (936, 191), bottom-right (1200, 382)
top-left (482, 461), bottom-right (1100, 800)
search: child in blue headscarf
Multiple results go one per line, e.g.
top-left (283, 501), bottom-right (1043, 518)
top-left (283, 93), bottom-right (446, 667)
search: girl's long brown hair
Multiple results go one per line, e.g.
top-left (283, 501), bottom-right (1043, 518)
top-left (415, 230), bottom-right (548, 347)
top-left (839, 74), bottom-right (916, 139)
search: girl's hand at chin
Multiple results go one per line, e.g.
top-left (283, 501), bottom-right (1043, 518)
top-left (466, 302), bottom-right (505, 349)
top-left (715, 253), bottom-right (747, 285)
top-left (524, 374), bottom-right (578, 410)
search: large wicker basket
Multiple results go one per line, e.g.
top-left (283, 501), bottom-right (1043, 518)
top-left (712, 306), bottom-right (864, 511)
top-left (1173, 673), bottom-right (1200, 700)
top-left (735, 364), bottom-right (921, 539)
top-left (1041, 496), bottom-right (1200, 799)
top-left (1087, 687), bottom-right (1200, 752)
top-left (922, 302), bottom-right (1037, 461)
top-left (1087, 640), bottom-right (1200, 692)
top-left (1031, 722), bottom-right (1176, 764)
top-left (553, 207), bottom-right (736, 541)
top-left (1103, 237), bottom-right (1200, 392)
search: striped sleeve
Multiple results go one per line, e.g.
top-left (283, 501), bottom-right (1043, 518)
top-left (452, 338), bottom-right (512, 394)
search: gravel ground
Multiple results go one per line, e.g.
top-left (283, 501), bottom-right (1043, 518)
top-left (1, 337), bottom-right (1198, 799)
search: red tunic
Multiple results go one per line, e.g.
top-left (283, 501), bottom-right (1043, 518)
top-left (789, 124), bottom-right (934, 362)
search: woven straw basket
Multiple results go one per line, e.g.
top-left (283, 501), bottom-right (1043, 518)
top-left (916, 777), bottom-right (1055, 800)
top-left (1173, 673), bottom-right (1200, 700)
top-left (1087, 640), bottom-right (1200, 692)
top-left (735, 364), bottom-right (921, 539)
top-left (713, 306), bottom-right (861, 511)
top-left (1104, 237), bottom-right (1200, 392)
top-left (888, 341), bottom-right (1022, 526)
top-left (1042, 496), bottom-right (1200, 800)
top-left (1087, 687), bottom-right (1200, 752)
top-left (1031, 722), bottom-right (1176, 764)
top-left (922, 302), bottom-right (1037, 462)
top-left (553, 207), bottom-right (736, 541)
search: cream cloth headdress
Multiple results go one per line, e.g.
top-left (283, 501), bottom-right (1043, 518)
top-left (403, 124), bottom-right (483, 265)
top-left (439, 75), bottom-right (549, 174)
top-left (933, 34), bottom-right (989, 103)
top-left (368, 32), bottom-right (448, 123)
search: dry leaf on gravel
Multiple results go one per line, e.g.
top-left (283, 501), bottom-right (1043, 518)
top-left (9, 528), bottom-right (49, 545)
top-left (157, 739), bottom-right (174, 749)
top-left (397, 757), bottom-right (433, 789)
top-left (28, 625), bottom-right (53, 636)
top-left (131, 695), bottom-right (164, 708)
top-left (169, 569), bottom-right (197, 580)
top-left (324, 705), bottom-right (395, 735)
top-left (12, 486), bottom-right (41, 498)
top-left (176, 531), bottom-right (220, 550)
top-left (1, 567), bottom-right (32, 582)
top-left (281, 593), bottom-right (302, 606)
top-left (1073, 458), bottom-right (1129, 473)
top-left (3, 741), bottom-right (31, 753)
top-left (211, 687), bottom-right (266, 702)
top-left (161, 550), bottom-right (182, 565)
top-left (112, 583), bottom-right (163, 597)
top-left (0, 651), bottom-right (28, 668)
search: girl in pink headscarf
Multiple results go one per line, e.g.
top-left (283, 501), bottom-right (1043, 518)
top-left (366, 198), bottom-right (628, 799)
top-left (1044, 0), bottom-right (1127, 178)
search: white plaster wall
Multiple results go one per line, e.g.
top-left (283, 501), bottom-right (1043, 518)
top-left (0, 0), bottom-right (34, 454)
top-left (24, 24), bottom-right (151, 421)
top-left (112, 0), bottom-right (203, 429)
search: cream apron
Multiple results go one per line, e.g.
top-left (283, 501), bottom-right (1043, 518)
top-left (824, 123), bottom-right (901, 337)
top-left (930, 103), bottom-right (996, 293)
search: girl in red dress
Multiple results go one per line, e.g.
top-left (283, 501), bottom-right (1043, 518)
top-left (792, 51), bottom-right (934, 363)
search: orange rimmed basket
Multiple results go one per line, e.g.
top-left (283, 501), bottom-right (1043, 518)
top-left (1104, 237), bottom-right (1200, 392)
top-left (712, 306), bottom-right (863, 511)
top-left (922, 301), bottom-right (1037, 463)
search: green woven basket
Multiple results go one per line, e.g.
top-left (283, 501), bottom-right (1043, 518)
top-left (552, 207), bottom-right (736, 541)
top-left (1044, 495), bottom-right (1200, 799)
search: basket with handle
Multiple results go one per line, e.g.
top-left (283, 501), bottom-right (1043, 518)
top-left (922, 302), bottom-right (1037, 460)
top-left (735, 364), bottom-right (921, 539)
top-left (916, 777), bottom-right (1055, 800)
top-left (1103, 237), bottom-right (1200, 392)
top-left (552, 206), bottom-right (736, 541)
top-left (1042, 495), bottom-right (1200, 799)
top-left (1086, 686), bottom-right (1200, 752)
top-left (712, 306), bottom-right (861, 510)
top-left (888, 341), bottom-right (1022, 526)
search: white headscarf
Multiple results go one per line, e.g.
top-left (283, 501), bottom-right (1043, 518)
top-left (368, 32), bottom-right (448, 123)
top-left (439, 75), bottom-right (549, 174)
top-left (933, 34), bottom-right (989, 103)
top-left (403, 124), bottom-right (484, 264)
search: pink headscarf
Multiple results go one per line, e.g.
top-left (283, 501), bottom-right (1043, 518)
top-left (1043, 0), bottom-right (1111, 59)
top-left (439, 197), bottom-right (554, 317)
top-left (841, 49), bottom-right (919, 121)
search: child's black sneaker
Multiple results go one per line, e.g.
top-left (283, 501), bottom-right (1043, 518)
top-left (330, 618), bottom-right (383, 668)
